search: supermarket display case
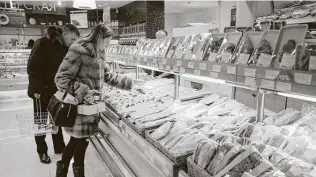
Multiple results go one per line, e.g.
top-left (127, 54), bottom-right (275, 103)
top-left (0, 49), bottom-right (30, 91)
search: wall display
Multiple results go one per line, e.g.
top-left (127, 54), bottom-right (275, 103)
top-left (70, 11), bottom-right (88, 29)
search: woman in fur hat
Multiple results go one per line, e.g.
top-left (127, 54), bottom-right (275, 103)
top-left (54, 24), bottom-right (139, 177)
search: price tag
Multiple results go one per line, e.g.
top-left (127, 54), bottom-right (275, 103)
top-left (155, 64), bottom-right (159, 68)
top-left (257, 54), bottom-right (273, 67)
top-left (166, 65), bottom-right (171, 70)
top-left (176, 60), bottom-right (183, 67)
top-left (143, 57), bottom-right (148, 62)
top-left (244, 68), bottom-right (256, 77)
top-left (137, 56), bottom-right (141, 61)
top-left (245, 77), bottom-right (256, 87)
top-left (199, 63), bottom-right (207, 70)
top-left (277, 82), bottom-right (292, 92)
top-left (261, 79), bottom-right (275, 89)
top-left (280, 55), bottom-right (296, 69)
top-left (210, 72), bottom-right (219, 78)
top-left (194, 70), bottom-right (201, 76)
top-left (237, 54), bottom-right (250, 65)
top-left (153, 58), bottom-right (157, 64)
top-left (265, 70), bottom-right (280, 80)
top-left (221, 52), bottom-right (232, 63)
top-left (294, 73), bottom-right (312, 85)
top-left (208, 52), bottom-right (217, 62)
top-left (180, 67), bottom-right (185, 73)
top-left (188, 62), bottom-right (195, 69)
top-left (309, 56), bottom-right (316, 71)
top-left (227, 66), bottom-right (236, 74)
top-left (163, 59), bottom-right (167, 65)
top-left (213, 65), bottom-right (221, 72)
top-left (159, 64), bottom-right (164, 69)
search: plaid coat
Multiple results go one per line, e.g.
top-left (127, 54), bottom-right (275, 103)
top-left (55, 42), bottom-right (133, 138)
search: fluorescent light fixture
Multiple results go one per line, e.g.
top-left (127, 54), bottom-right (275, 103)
top-left (181, 73), bottom-right (225, 84)
top-left (191, 4), bottom-right (199, 6)
top-left (73, 0), bottom-right (96, 9)
top-left (172, 9), bottom-right (179, 12)
top-left (57, 1), bottom-right (62, 6)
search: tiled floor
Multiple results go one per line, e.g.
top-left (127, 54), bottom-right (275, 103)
top-left (0, 94), bottom-right (112, 177)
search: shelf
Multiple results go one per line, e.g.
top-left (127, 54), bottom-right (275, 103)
top-left (0, 49), bottom-right (31, 53)
top-left (0, 65), bottom-right (27, 70)
top-left (106, 53), bottom-right (316, 99)
top-left (278, 16), bottom-right (316, 25)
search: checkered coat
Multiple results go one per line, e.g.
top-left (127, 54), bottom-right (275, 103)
top-left (55, 42), bottom-right (133, 138)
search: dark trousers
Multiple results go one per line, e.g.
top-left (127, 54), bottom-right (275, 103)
top-left (33, 92), bottom-right (65, 154)
top-left (35, 127), bottom-right (65, 154)
top-left (61, 137), bottom-right (89, 166)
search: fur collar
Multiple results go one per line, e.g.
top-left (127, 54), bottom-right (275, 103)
top-left (69, 43), bottom-right (96, 57)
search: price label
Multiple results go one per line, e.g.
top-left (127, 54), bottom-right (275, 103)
top-left (177, 60), bottom-right (183, 67)
top-left (277, 82), bottom-right (292, 92)
top-left (227, 66), bottom-right (236, 74)
top-left (265, 70), bottom-right (280, 80)
top-left (221, 52), bottom-right (232, 63)
top-left (294, 73), bottom-right (312, 85)
top-left (309, 56), bottom-right (316, 71)
top-left (213, 65), bottom-right (221, 72)
top-left (208, 52), bottom-right (217, 62)
top-left (163, 59), bottom-right (167, 65)
top-left (261, 79), bottom-right (275, 89)
top-left (245, 77), bottom-right (256, 87)
top-left (280, 55), bottom-right (296, 69)
top-left (137, 56), bottom-right (141, 61)
top-left (199, 63), bottom-right (207, 70)
top-left (143, 57), bottom-right (148, 62)
top-left (159, 64), bottom-right (164, 69)
top-left (194, 70), bottom-right (201, 76)
top-left (244, 68), bottom-right (256, 77)
top-left (155, 64), bottom-right (159, 68)
top-left (166, 65), bottom-right (171, 70)
top-left (188, 62), bottom-right (195, 69)
top-left (257, 54), bottom-right (273, 67)
top-left (180, 67), bottom-right (185, 73)
top-left (210, 72), bottom-right (219, 78)
top-left (237, 54), bottom-right (250, 65)
top-left (133, 55), bottom-right (137, 61)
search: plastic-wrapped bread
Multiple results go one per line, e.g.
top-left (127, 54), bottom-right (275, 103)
top-left (264, 108), bottom-right (301, 126)
top-left (232, 34), bottom-right (254, 64)
top-left (268, 133), bottom-right (289, 149)
top-left (217, 145), bottom-right (245, 173)
top-left (292, 6), bottom-right (310, 19)
top-left (206, 142), bottom-right (236, 175)
top-left (249, 39), bottom-right (272, 66)
top-left (193, 140), bottom-right (218, 167)
top-left (234, 123), bottom-right (255, 138)
top-left (150, 121), bottom-right (175, 141)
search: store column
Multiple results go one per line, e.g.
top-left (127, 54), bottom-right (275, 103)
top-left (145, 1), bottom-right (164, 39)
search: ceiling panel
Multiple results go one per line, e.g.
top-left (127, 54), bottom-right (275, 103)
top-left (165, 0), bottom-right (218, 14)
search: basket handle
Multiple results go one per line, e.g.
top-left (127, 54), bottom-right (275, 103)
top-left (35, 97), bottom-right (42, 116)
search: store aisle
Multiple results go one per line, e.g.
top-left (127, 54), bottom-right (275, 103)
top-left (0, 96), bottom-right (112, 177)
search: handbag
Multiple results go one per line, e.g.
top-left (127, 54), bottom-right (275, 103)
top-left (47, 62), bottom-right (82, 127)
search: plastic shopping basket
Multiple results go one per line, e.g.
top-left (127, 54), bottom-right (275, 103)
top-left (16, 98), bottom-right (58, 136)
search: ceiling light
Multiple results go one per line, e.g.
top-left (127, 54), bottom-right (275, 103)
top-left (57, 1), bottom-right (62, 6)
top-left (172, 9), bottom-right (179, 12)
top-left (97, 4), bottom-right (103, 7)
top-left (191, 4), bottom-right (199, 7)
top-left (73, 0), bottom-right (96, 9)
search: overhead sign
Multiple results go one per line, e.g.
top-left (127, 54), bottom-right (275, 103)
top-left (0, 1), bottom-right (66, 15)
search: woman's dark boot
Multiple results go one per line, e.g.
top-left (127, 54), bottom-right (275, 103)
top-left (73, 163), bottom-right (85, 177)
top-left (56, 161), bottom-right (68, 177)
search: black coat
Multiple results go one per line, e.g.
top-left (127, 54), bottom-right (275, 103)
top-left (27, 37), bottom-right (68, 106)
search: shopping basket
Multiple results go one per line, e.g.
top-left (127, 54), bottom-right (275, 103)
top-left (16, 98), bottom-right (58, 136)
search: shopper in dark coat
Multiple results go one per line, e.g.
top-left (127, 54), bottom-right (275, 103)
top-left (54, 24), bottom-right (140, 177)
top-left (27, 24), bottom-right (80, 164)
